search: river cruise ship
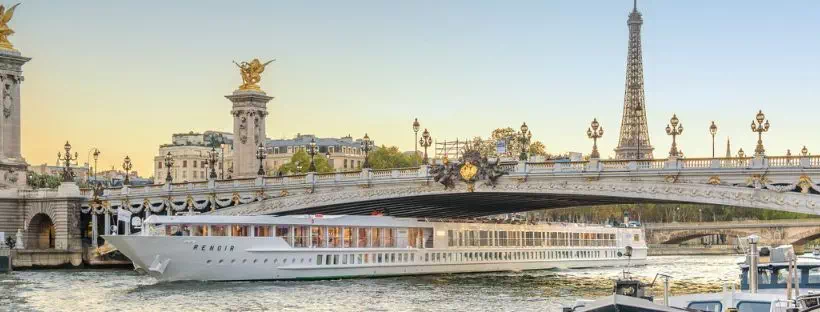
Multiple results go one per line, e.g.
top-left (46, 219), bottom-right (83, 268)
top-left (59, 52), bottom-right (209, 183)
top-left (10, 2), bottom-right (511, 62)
top-left (103, 214), bottom-right (647, 282)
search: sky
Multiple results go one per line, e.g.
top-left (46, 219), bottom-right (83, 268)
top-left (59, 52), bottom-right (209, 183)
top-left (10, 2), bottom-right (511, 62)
top-left (12, 0), bottom-right (820, 176)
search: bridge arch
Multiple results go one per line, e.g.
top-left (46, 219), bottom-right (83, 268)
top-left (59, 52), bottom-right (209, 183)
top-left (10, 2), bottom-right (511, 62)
top-left (27, 213), bottom-right (56, 249)
top-left (655, 229), bottom-right (752, 245)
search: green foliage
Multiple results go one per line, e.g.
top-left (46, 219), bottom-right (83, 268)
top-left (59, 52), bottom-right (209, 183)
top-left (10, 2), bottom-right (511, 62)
top-left (277, 150), bottom-right (334, 175)
top-left (368, 145), bottom-right (421, 169)
top-left (26, 171), bottom-right (62, 189)
top-left (471, 127), bottom-right (549, 159)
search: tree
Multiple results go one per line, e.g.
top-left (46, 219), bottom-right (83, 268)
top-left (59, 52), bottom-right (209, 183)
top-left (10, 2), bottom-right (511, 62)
top-left (368, 145), bottom-right (421, 169)
top-left (277, 150), bottom-right (334, 175)
top-left (529, 141), bottom-right (547, 156)
top-left (26, 171), bottom-right (61, 189)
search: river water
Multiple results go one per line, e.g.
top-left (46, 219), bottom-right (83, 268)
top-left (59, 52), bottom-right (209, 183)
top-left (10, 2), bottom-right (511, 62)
top-left (1, 255), bottom-right (741, 312)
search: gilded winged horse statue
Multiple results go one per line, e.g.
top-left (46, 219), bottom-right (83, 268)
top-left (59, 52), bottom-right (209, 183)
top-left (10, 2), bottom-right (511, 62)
top-left (0, 3), bottom-right (20, 51)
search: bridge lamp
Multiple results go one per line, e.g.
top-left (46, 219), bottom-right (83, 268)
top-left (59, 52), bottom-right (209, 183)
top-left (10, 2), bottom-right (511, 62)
top-left (587, 118), bottom-right (604, 159)
top-left (413, 118), bottom-right (420, 166)
top-left (709, 121), bottom-right (718, 158)
top-left (57, 141), bottom-right (79, 183)
top-left (208, 146), bottom-right (218, 180)
top-left (519, 122), bottom-right (532, 161)
top-left (419, 129), bottom-right (432, 165)
top-left (802, 146), bottom-right (809, 156)
top-left (308, 137), bottom-right (317, 172)
top-left (751, 110), bottom-right (770, 157)
top-left (122, 155), bottom-right (133, 185)
top-left (163, 152), bottom-right (174, 183)
top-left (361, 133), bottom-right (372, 169)
top-left (665, 114), bottom-right (683, 157)
top-left (738, 148), bottom-right (746, 158)
top-left (256, 142), bottom-right (266, 176)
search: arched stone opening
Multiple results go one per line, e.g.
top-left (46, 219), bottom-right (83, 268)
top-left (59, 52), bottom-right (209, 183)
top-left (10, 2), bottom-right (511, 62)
top-left (28, 213), bottom-right (56, 249)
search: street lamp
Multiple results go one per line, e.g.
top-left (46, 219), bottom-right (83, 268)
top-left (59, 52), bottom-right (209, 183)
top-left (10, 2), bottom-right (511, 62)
top-left (802, 146), bottom-right (809, 156)
top-left (163, 152), bottom-right (174, 183)
top-left (586, 118), bottom-right (604, 159)
top-left (361, 133), bottom-right (372, 169)
top-left (709, 121), bottom-right (718, 158)
top-left (256, 142), bottom-right (266, 176)
top-left (208, 145), bottom-right (218, 179)
top-left (412, 118), bottom-right (420, 166)
top-left (122, 155), bottom-right (132, 185)
top-left (751, 110), bottom-right (770, 157)
top-left (57, 141), bottom-right (79, 183)
top-left (308, 137), bottom-right (317, 172)
top-left (738, 148), bottom-right (746, 158)
top-left (519, 122), bottom-right (532, 161)
top-left (419, 128), bottom-right (432, 165)
top-left (87, 148), bottom-right (100, 185)
top-left (665, 114), bottom-right (683, 157)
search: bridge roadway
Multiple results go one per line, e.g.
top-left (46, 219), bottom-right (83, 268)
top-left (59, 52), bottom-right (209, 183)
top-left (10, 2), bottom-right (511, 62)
top-left (80, 155), bottom-right (820, 219)
top-left (644, 218), bottom-right (820, 246)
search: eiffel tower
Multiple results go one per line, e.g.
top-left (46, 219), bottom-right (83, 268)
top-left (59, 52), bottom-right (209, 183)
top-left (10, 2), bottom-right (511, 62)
top-left (614, 0), bottom-right (654, 160)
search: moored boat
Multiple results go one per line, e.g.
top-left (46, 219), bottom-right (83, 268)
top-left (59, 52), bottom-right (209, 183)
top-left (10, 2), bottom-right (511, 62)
top-left (103, 214), bottom-right (646, 281)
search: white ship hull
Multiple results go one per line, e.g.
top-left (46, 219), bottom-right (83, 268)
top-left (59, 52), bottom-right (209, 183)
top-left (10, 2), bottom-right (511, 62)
top-left (102, 215), bottom-right (647, 282)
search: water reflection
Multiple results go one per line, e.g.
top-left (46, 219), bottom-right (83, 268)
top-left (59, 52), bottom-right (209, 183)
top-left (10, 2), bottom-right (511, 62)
top-left (1, 256), bottom-right (742, 312)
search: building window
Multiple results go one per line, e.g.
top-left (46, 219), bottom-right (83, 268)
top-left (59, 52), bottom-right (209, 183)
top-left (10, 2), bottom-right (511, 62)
top-left (183, 171), bottom-right (187, 178)
top-left (158, 162), bottom-right (162, 169)
top-left (193, 171), bottom-right (197, 178)
top-left (201, 171), bottom-right (205, 178)
top-left (183, 160), bottom-right (187, 168)
top-left (344, 159), bottom-right (348, 169)
top-left (193, 160), bottom-right (198, 168)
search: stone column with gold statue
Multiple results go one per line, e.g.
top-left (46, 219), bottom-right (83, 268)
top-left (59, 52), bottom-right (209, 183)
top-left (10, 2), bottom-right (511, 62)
top-left (227, 58), bottom-right (274, 178)
top-left (0, 3), bottom-right (29, 187)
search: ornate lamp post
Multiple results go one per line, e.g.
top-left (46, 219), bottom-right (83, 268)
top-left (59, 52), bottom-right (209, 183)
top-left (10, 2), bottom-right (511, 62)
top-left (738, 148), bottom-right (746, 158)
top-left (412, 118), bottom-right (420, 166)
top-left (802, 146), bottom-right (809, 156)
top-left (419, 128), bottom-right (432, 165)
top-left (57, 141), bottom-right (79, 183)
top-left (308, 137), bottom-right (317, 172)
top-left (709, 121), bottom-right (718, 158)
top-left (208, 145), bottom-right (218, 179)
top-left (163, 152), bottom-right (174, 183)
top-left (122, 155), bottom-right (132, 185)
top-left (256, 142), bottom-right (266, 176)
top-left (518, 122), bottom-right (532, 161)
top-left (665, 114), bottom-right (683, 157)
top-left (361, 133), bottom-right (372, 169)
top-left (751, 110), bottom-right (770, 156)
top-left (87, 148), bottom-right (100, 184)
top-left (586, 118), bottom-right (604, 159)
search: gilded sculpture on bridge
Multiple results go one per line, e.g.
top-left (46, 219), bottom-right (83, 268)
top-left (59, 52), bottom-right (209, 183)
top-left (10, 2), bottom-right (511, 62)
top-left (233, 58), bottom-right (275, 92)
top-left (0, 3), bottom-right (19, 51)
top-left (430, 149), bottom-right (508, 191)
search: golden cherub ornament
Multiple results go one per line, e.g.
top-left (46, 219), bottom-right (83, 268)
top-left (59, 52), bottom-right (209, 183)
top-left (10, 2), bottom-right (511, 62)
top-left (233, 58), bottom-right (275, 92)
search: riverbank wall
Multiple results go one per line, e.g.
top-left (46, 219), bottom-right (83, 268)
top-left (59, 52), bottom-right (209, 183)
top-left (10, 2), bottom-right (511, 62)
top-left (648, 244), bottom-right (743, 256)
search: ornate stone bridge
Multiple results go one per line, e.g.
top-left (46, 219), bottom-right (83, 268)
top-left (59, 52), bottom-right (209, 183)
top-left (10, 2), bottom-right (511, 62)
top-left (645, 219), bottom-right (820, 248)
top-left (81, 155), bottom-right (820, 234)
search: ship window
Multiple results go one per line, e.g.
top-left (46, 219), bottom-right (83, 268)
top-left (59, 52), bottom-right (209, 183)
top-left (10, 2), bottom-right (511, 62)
top-left (311, 226), bottom-right (326, 248)
top-left (425, 253), bottom-right (429, 262)
top-left (211, 225), bottom-right (227, 236)
top-left (807, 267), bottom-right (820, 283)
top-left (192, 225), bottom-right (209, 236)
top-left (232, 225), bottom-right (249, 237)
top-left (384, 228), bottom-right (395, 248)
top-left (358, 228), bottom-right (370, 248)
top-left (206, 260), bottom-right (211, 264)
top-left (377, 254), bottom-right (383, 263)
top-left (736, 301), bottom-right (770, 312)
top-left (218, 259), bottom-right (223, 264)
top-left (342, 254), bottom-right (348, 265)
top-left (293, 226), bottom-right (309, 248)
top-left (254, 225), bottom-right (273, 237)
top-left (357, 254), bottom-right (362, 264)
top-left (372, 228), bottom-right (382, 248)
top-left (448, 230), bottom-right (455, 247)
top-left (328, 227), bottom-right (341, 248)
top-left (275, 225), bottom-right (289, 238)
top-left (479, 231), bottom-right (489, 247)
top-left (343, 228), bottom-right (353, 248)
top-left (333, 255), bottom-right (339, 265)
top-left (410, 254), bottom-right (415, 262)
top-left (391, 253), bottom-right (396, 263)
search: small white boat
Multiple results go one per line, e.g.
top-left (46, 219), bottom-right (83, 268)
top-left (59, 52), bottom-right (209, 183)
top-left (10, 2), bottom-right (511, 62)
top-left (103, 214), bottom-right (647, 282)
